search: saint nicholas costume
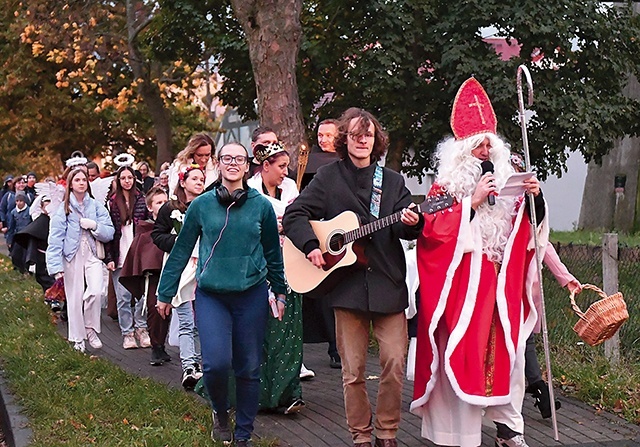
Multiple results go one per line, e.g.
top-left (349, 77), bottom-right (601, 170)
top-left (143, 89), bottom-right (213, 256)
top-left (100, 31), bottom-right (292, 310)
top-left (410, 78), bottom-right (548, 447)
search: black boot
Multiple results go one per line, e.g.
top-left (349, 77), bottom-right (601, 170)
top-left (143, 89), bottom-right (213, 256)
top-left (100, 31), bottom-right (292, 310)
top-left (526, 380), bottom-right (561, 419)
top-left (150, 346), bottom-right (165, 366)
top-left (159, 345), bottom-right (171, 362)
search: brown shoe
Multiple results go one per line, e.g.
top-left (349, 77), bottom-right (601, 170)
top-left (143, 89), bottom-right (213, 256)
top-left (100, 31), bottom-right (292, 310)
top-left (374, 439), bottom-right (398, 447)
top-left (354, 443), bottom-right (372, 447)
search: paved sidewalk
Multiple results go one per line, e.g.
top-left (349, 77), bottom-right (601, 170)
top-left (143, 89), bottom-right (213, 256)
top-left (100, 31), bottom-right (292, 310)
top-left (54, 309), bottom-right (640, 447)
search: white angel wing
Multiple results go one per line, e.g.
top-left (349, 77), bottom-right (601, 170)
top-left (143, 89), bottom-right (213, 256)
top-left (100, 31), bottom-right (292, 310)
top-left (90, 176), bottom-right (114, 205)
top-left (34, 181), bottom-right (65, 216)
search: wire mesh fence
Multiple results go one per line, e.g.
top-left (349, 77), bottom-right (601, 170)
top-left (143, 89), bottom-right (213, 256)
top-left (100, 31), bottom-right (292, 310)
top-left (543, 242), bottom-right (639, 360)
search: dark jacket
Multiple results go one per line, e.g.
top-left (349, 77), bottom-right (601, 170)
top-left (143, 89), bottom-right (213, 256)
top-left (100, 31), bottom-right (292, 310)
top-left (119, 219), bottom-right (164, 299)
top-left (7, 205), bottom-right (32, 246)
top-left (105, 190), bottom-right (148, 265)
top-left (151, 201), bottom-right (183, 253)
top-left (282, 157), bottom-right (422, 314)
top-left (300, 145), bottom-right (341, 190)
top-left (0, 190), bottom-right (34, 225)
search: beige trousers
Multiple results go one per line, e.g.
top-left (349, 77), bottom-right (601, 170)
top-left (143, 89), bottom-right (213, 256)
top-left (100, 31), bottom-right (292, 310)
top-left (63, 236), bottom-right (104, 343)
top-left (334, 308), bottom-right (408, 444)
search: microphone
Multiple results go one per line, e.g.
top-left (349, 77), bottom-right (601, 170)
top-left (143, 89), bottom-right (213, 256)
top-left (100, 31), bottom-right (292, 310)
top-left (480, 160), bottom-right (496, 206)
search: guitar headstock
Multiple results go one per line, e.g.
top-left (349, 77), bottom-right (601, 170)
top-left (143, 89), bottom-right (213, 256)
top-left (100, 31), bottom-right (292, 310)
top-left (423, 193), bottom-right (455, 214)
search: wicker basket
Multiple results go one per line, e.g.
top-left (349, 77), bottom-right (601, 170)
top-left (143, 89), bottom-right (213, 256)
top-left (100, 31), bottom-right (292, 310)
top-left (570, 284), bottom-right (628, 347)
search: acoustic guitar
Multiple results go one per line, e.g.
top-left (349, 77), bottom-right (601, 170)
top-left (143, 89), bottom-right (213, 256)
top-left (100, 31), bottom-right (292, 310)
top-left (283, 193), bottom-right (453, 294)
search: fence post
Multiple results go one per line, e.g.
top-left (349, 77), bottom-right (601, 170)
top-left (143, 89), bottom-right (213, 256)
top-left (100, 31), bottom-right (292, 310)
top-left (602, 233), bottom-right (620, 364)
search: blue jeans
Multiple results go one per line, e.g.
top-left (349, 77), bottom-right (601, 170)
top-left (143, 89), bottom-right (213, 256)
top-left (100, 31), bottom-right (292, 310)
top-left (112, 267), bottom-right (147, 335)
top-left (175, 301), bottom-right (201, 370)
top-left (195, 282), bottom-right (269, 442)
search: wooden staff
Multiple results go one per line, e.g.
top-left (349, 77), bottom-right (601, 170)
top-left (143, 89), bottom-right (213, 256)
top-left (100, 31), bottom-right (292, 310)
top-left (296, 144), bottom-right (309, 191)
top-left (517, 64), bottom-right (559, 440)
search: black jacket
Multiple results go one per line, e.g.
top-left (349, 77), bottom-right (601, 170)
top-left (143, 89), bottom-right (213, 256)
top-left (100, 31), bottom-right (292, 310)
top-left (151, 202), bottom-right (179, 253)
top-left (282, 157), bottom-right (422, 313)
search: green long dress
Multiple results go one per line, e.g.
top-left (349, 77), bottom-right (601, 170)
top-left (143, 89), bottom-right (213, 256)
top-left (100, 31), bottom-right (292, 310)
top-left (254, 174), bottom-right (304, 412)
top-left (259, 291), bottom-right (304, 410)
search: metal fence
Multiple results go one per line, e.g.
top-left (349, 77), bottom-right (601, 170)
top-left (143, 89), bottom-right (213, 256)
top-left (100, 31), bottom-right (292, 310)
top-left (542, 242), bottom-right (639, 360)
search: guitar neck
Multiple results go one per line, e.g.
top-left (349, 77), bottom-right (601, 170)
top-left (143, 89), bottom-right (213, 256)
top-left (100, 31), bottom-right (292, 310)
top-left (343, 204), bottom-right (420, 244)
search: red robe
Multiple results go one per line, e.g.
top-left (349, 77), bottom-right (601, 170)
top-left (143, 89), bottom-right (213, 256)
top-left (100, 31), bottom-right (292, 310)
top-left (411, 185), bottom-right (541, 412)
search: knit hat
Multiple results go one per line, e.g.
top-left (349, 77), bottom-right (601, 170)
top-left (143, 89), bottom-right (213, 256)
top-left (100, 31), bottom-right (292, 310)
top-left (3, 175), bottom-right (13, 184)
top-left (15, 191), bottom-right (27, 202)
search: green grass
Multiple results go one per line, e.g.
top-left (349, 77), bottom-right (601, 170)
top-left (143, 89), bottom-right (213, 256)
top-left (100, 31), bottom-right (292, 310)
top-left (549, 345), bottom-right (640, 424)
top-left (550, 230), bottom-right (640, 247)
top-left (0, 256), bottom-right (276, 447)
top-left (540, 239), bottom-right (640, 425)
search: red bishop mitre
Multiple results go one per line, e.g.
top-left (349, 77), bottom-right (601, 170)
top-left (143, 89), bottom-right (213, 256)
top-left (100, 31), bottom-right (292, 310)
top-left (450, 77), bottom-right (497, 140)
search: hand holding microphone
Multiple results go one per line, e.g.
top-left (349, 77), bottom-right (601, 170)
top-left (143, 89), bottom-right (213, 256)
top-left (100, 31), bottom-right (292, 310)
top-left (480, 160), bottom-right (497, 206)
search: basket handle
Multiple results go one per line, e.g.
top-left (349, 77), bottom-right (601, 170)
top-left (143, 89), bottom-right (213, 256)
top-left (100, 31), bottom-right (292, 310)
top-left (569, 283), bottom-right (607, 321)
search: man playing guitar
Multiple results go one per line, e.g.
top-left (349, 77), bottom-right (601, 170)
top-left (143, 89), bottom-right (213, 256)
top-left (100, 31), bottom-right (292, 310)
top-left (282, 108), bottom-right (422, 447)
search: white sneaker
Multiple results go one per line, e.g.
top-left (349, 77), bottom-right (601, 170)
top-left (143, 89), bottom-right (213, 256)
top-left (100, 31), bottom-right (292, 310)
top-left (86, 328), bottom-right (102, 349)
top-left (73, 340), bottom-right (85, 353)
top-left (135, 327), bottom-right (151, 348)
top-left (193, 363), bottom-right (203, 380)
top-left (495, 435), bottom-right (530, 447)
top-left (299, 363), bottom-right (315, 380)
top-left (284, 398), bottom-right (306, 415)
top-left (123, 333), bottom-right (138, 349)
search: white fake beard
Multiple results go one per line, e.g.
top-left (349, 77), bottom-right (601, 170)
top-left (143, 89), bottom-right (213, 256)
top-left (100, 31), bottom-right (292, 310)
top-left (435, 140), bottom-right (518, 263)
top-left (475, 197), bottom-right (518, 263)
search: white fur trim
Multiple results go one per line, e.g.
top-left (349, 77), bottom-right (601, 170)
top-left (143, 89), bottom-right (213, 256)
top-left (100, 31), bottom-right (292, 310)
top-left (443, 199), bottom-right (511, 406)
top-left (411, 196), bottom-right (473, 412)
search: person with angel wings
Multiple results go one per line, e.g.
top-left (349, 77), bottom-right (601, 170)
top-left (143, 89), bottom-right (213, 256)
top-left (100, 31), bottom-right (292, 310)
top-left (46, 168), bottom-right (114, 353)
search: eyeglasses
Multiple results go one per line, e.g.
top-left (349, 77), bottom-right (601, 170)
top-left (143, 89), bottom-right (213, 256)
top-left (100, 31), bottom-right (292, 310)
top-left (348, 132), bottom-right (375, 141)
top-left (219, 155), bottom-right (248, 165)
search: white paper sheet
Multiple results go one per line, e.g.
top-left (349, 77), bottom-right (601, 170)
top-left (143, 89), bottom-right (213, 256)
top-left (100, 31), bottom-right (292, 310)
top-left (499, 171), bottom-right (534, 198)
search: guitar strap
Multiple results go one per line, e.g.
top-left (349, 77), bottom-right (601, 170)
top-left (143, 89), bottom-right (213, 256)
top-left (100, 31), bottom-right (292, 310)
top-left (370, 165), bottom-right (383, 218)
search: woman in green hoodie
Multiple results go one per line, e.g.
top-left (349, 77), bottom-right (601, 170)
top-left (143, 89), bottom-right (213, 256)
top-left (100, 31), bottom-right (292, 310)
top-left (156, 142), bottom-right (286, 447)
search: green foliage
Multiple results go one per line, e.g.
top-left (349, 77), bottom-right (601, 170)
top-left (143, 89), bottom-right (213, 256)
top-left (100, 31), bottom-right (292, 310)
top-left (174, 0), bottom-right (640, 177)
top-left (0, 256), bottom-right (277, 446)
top-left (0, 0), bottom-right (217, 175)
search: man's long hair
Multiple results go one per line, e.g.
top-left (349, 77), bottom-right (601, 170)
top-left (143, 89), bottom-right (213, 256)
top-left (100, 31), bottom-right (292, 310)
top-left (334, 108), bottom-right (388, 162)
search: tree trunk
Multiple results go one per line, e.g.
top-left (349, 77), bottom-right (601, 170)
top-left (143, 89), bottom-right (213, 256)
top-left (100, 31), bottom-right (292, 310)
top-left (230, 0), bottom-right (308, 168)
top-left (126, 0), bottom-right (173, 172)
top-left (579, 3), bottom-right (640, 232)
top-left (385, 135), bottom-right (405, 172)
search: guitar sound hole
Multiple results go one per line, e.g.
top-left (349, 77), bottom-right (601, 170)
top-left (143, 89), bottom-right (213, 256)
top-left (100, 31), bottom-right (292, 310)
top-left (329, 233), bottom-right (345, 252)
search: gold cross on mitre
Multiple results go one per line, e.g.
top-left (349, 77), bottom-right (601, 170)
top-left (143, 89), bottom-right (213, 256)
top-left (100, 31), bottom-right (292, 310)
top-left (468, 94), bottom-right (486, 124)
top-left (450, 77), bottom-right (497, 140)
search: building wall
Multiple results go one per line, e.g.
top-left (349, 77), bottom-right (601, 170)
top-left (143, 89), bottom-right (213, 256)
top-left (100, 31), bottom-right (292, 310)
top-left (541, 152), bottom-right (588, 231)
